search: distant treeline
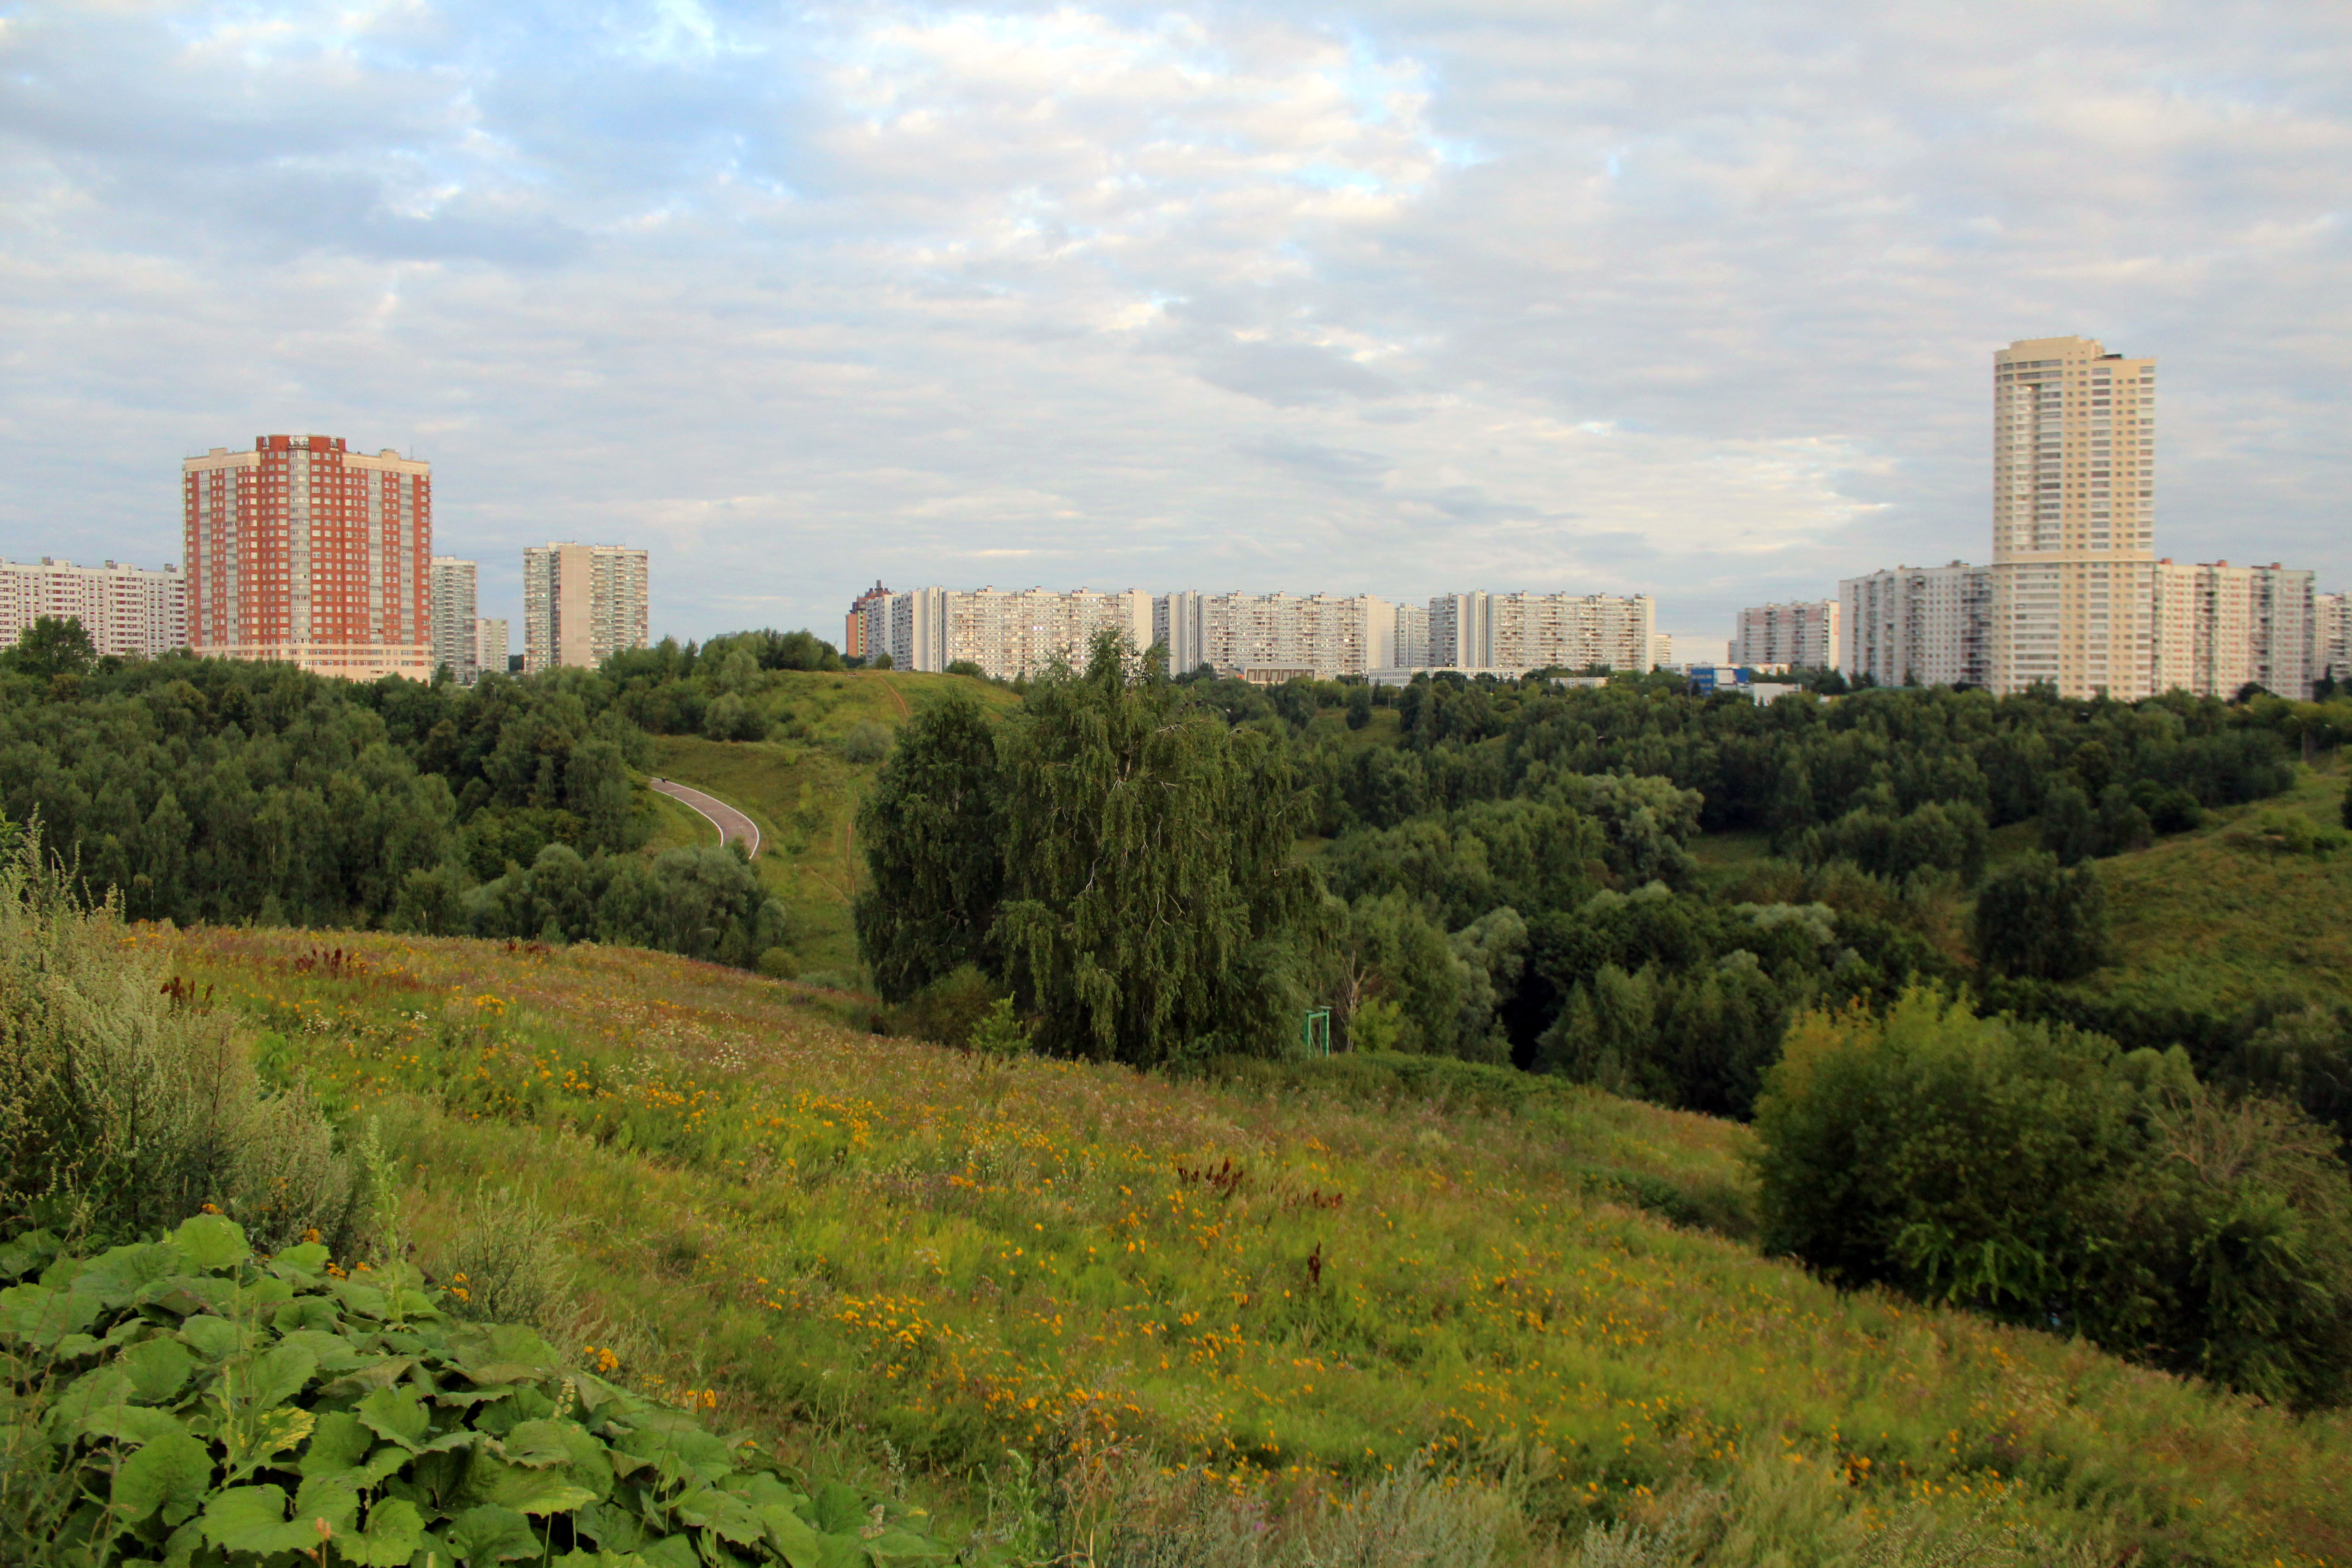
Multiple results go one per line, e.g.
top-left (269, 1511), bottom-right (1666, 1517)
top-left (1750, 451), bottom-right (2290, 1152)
top-left (0, 628), bottom-right (788, 967)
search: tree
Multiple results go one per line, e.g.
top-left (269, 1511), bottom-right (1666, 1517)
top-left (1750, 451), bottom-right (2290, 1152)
top-left (994, 633), bottom-right (1319, 1063)
top-left (9, 616), bottom-right (95, 680)
top-left (1973, 850), bottom-right (2108, 981)
top-left (853, 692), bottom-right (1005, 1001)
top-left (2039, 784), bottom-right (2099, 865)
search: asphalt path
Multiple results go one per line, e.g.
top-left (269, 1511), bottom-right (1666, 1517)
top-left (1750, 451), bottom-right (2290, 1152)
top-left (649, 778), bottom-right (761, 858)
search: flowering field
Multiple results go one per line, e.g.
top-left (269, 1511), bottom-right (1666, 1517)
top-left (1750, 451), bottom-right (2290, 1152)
top-left (154, 925), bottom-right (2352, 1563)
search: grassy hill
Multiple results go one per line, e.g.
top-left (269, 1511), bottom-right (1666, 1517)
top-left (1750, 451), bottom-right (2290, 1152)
top-left (2092, 761), bottom-right (2352, 1014)
top-left (637, 670), bottom-right (1023, 975)
top-left (155, 923), bottom-right (2352, 1563)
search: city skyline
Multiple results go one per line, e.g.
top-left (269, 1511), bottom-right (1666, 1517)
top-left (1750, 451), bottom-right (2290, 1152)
top-left (1, 5), bottom-right (2347, 647)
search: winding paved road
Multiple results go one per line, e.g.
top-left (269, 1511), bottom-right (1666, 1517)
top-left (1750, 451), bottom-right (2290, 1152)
top-left (649, 778), bottom-right (761, 858)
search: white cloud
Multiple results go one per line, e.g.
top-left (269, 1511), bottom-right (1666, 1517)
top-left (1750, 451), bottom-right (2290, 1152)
top-left (0, 0), bottom-right (2347, 646)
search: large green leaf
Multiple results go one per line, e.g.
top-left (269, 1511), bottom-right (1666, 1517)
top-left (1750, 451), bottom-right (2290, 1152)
top-left (497, 1417), bottom-right (575, 1468)
top-left (121, 1336), bottom-right (196, 1402)
top-left (488, 1460), bottom-right (598, 1518)
top-left (448, 1502), bottom-right (542, 1562)
top-left (113, 1430), bottom-right (214, 1526)
top-left (176, 1315), bottom-right (241, 1362)
top-left (78, 1402), bottom-right (184, 1447)
top-left (340, 1497), bottom-right (428, 1567)
top-left (813, 1482), bottom-right (867, 1535)
top-left (269, 1241), bottom-right (332, 1278)
top-left (299, 1409), bottom-right (376, 1478)
top-left (71, 1242), bottom-right (181, 1307)
top-left (356, 1382), bottom-right (432, 1450)
top-left (168, 1215), bottom-right (251, 1273)
top-left (756, 1502), bottom-right (827, 1568)
top-left (199, 1484), bottom-right (318, 1555)
top-left (0, 1281), bottom-right (100, 1345)
top-left (274, 1325), bottom-right (373, 1372)
top-left (672, 1483), bottom-right (764, 1545)
top-left (291, 1474), bottom-right (362, 1535)
top-left (240, 1342), bottom-right (318, 1411)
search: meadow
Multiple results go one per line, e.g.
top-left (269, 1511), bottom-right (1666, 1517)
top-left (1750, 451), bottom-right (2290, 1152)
top-left (152, 921), bottom-right (2352, 1564)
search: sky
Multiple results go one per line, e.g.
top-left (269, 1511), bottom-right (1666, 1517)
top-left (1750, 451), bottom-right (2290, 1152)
top-left (3, 1), bottom-right (2348, 654)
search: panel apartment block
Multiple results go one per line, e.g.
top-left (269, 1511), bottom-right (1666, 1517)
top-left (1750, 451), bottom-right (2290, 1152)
top-left (1156, 592), bottom-right (1395, 679)
top-left (429, 557), bottom-right (479, 683)
top-left (2320, 593), bottom-right (2351, 684)
top-left (1989, 337), bottom-right (2158, 698)
top-left (523, 544), bottom-right (649, 672)
top-left (473, 617), bottom-right (510, 680)
top-left (0, 557), bottom-right (186, 660)
top-left (1731, 601), bottom-right (1841, 670)
top-left (1428, 592), bottom-right (1656, 674)
top-left (1839, 564), bottom-right (1989, 688)
top-left (182, 435), bottom-right (431, 681)
top-left (2152, 561), bottom-right (2315, 699)
top-left (873, 587), bottom-right (1152, 680)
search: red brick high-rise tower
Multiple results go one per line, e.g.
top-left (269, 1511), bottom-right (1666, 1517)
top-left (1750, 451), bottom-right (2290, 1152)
top-left (182, 434), bottom-right (432, 680)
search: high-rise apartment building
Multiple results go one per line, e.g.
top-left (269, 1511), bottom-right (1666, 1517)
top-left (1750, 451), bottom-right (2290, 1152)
top-left (1839, 564), bottom-right (1991, 688)
top-left (1428, 592), bottom-right (1656, 673)
top-left (182, 435), bottom-right (431, 680)
top-left (2319, 593), bottom-right (2350, 685)
top-left (1154, 592), bottom-right (1395, 679)
top-left (429, 557), bottom-right (479, 683)
top-left (1393, 603), bottom-right (1431, 669)
top-left (844, 581), bottom-right (889, 660)
top-left (473, 618), bottom-right (509, 681)
top-left (1989, 337), bottom-right (2158, 698)
top-left (523, 544), bottom-right (649, 673)
top-left (1731, 601), bottom-right (1841, 670)
top-left (870, 587), bottom-right (1152, 680)
top-left (2151, 561), bottom-right (2314, 699)
top-left (0, 558), bottom-right (186, 659)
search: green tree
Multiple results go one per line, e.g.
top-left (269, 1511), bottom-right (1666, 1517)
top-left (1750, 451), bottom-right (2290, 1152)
top-left (8, 616), bottom-right (95, 681)
top-left (853, 692), bottom-right (1006, 1002)
top-left (994, 634), bottom-right (1318, 1063)
top-left (1973, 850), bottom-right (2107, 981)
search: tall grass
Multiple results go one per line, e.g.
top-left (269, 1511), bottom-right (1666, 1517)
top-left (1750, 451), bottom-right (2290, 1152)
top-left (162, 924), bottom-right (2352, 1565)
top-left (0, 818), bottom-right (364, 1253)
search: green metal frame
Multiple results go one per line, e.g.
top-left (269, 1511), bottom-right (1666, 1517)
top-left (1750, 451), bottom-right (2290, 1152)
top-left (1302, 1007), bottom-right (1332, 1057)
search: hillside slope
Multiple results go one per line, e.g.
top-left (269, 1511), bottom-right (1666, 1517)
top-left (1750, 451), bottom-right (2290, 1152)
top-left (161, 925), bottom-right (2352, 1564)
top-left (639, 669), bottom-right (1022, 973)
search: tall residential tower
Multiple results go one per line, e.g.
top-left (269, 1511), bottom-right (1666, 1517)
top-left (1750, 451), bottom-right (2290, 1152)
top-left (1989, 337), bottom-right (2157, 698)
top-left (429, 557), bottom-right (479, 683)
top-left (522, 543), bottom-right (649, 672)
top-left (182, 435), bottom-right (431, 681)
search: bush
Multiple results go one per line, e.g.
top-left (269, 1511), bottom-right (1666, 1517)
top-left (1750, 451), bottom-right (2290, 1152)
top-left (1971, 851), bottom-right (2107, 980)
top-left (440, 1185), bottom-right (573, 1332)
top-left (0, 820), bottom-right (364, 1254)
top-left (1752, 988), bottom-right (2352, 1406)
top-left (0, 1215), bottom-right (951, 1565)
top-left (839, 721), bottom-right (892, 765)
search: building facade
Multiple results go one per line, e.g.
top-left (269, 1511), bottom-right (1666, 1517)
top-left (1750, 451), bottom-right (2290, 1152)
top-left (844, 581), bottom-right (889, 660)
top-left (2151, 561), bottom-right (2315, 699)
top-left (523, 544), bottom-right (649, 673)
top-left (1392, 603), bottom-right (1431, 669)
top-left (1839, 564), bottom-right (1991, 688)
top-left (473, 618), bottom-right (510, 680)
top-left (1989, 337), bottom-right (2159, 698)
top-left (1731, 600), bottom-right (1841, 670)
top-left (1154, 592), bottom-right (1394, 680)
top-left (870, 587), bottom-right (1153, 680)
top-left (1426, 592), bottom-right (1655, 674)
top-left (428, 557), bottom-right (479, 683)
top-left (2319, 593), bottom-right (2350, 685)
top-left (0, 558), bottom-right (186, 660)
top-left (181, 435), bottom-right (431, 680)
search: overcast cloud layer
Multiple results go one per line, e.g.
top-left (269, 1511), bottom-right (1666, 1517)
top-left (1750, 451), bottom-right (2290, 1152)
top-left (3, 0), bottom-right (2347, 652)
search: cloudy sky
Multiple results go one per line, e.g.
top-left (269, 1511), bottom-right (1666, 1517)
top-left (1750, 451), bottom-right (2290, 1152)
top-left (4, 1), bottom-right (2347, 652)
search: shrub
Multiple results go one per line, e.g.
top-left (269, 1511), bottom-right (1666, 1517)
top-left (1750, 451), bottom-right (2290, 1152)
top-left (893, 963), bottom-right (1000, 1047)
top-left (441, 1185), bottom-right (573, 1333)
top-left (1970, 851), bottom-right (2107, 980)
top-left (840, 720), bottom-right (892, 764)
top-left (1752, 988), bottom-right (2352, 1406)
top-left (0, 1215), bottom-right (951, 1565)
top-left (0, 821), bottom-right (364, 1254)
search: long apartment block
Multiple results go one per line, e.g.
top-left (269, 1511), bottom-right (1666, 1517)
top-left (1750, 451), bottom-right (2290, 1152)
top-left (857, 586), bottom-right (1657, 682)
top-left (0, 557), bottom-right (186, 660)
